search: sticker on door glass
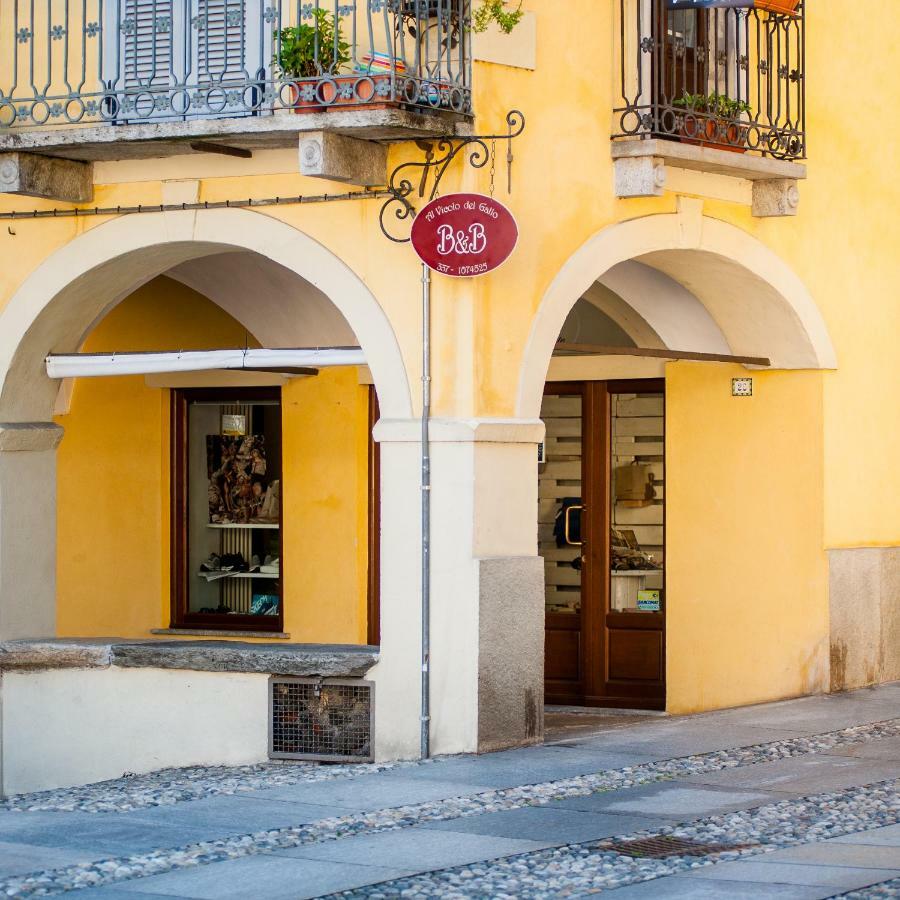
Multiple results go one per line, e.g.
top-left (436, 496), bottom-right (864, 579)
top-left (637, 590), bottom-right (661, 612)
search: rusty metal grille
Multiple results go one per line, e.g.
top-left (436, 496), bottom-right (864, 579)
top-left (601, 835), bottom-right (756, 859)
top-left (269, 677), bottom-right (374, 763)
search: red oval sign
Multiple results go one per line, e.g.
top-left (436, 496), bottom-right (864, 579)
top-left (410, 193), bottom-right (518, 278)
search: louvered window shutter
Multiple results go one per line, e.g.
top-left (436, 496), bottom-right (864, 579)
top-left (122, 0), bottom-right (176, 91)
top-left (102, 1), bottom-right (264, 121)
top-left (194, 0), bottom-right (252, 85)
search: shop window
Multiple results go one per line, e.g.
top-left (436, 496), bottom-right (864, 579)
top-left (171, 387), bottom-right (283, 633)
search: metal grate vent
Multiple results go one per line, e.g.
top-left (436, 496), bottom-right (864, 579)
top-left (601, 835), bottom-right (756, 859)
top-left (269, 677), bottom-right (374, 763)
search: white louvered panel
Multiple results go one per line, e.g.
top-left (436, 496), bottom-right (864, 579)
top-left (196, 0), bottom-right (249, 84)
top-left (123, 0), bottom-right (175, 90)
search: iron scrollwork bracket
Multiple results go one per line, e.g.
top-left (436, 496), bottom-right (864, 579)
top-left (379, 109), bottom-right (526, 243)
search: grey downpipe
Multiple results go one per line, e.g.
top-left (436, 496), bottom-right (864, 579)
top-left (420, 262), bottom-right (432, 760)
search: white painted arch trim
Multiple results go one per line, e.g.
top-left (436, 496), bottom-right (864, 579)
top-left (517, 210), bottom-right (837, 419)
top-left (0, 208), bottom-right (413, 421)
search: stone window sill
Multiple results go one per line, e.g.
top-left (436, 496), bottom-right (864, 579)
top-left (151, 628), bottom-right (291, 640)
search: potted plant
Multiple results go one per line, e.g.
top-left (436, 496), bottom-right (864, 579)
top-left (673, 91), bottom-right (752, 153)
top-left (274, 9), bottom-right (352, 113)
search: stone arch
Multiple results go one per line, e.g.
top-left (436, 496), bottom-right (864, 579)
top-left (0, 207), bottom-right (413, 421)
top-left (0, 207), bottom-right (414, 644)
top-left (518, 210), bottom-right (836, 418)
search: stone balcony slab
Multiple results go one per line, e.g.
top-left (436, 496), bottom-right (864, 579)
top-left (0, 638), bottom-right (379, 677)
top-left (0, 108), bottom-right (471, 163)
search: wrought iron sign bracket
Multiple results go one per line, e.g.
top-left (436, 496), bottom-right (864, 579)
top-left (379, 109), bottom-right (525, 243)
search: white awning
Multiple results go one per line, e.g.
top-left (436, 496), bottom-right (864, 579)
top-left (45, 347), bottom-right (366, 379)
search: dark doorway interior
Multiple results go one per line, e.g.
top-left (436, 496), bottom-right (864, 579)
top-left (541, 380), bottom-right (666, 710)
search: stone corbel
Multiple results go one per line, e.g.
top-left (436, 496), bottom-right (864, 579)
top-left (752, 179), bottom-right (801, 218)
top-left (299, 131), bottom-right (387, 187)
top-left (0, 153), bottom-right (92, 203)
top-left (611, 139), bottom-right (806, 217)
top-left (613, 156), bottom-right (667, 198)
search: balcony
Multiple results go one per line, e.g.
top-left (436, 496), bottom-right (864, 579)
top-left (612, 0), bottom-right (806, 215)
top-left (0, 1), bottom-right (472, 163)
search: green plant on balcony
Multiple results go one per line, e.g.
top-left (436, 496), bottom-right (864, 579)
top-left (673, 91), bottom-right (752, 152)
top-left (473, 0), bottom-right (524, 34)
top-left (674, 91), bottom-right (752, 120)
top-left (274, 9), bottom-right (350, 80)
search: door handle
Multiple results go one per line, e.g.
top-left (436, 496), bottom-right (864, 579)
top-left (564, 504), bottom-right (584, 546)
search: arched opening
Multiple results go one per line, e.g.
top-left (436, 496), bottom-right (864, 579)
top-left (0, 209), bottom-right (412, 650)
top-left (522, 211), bottom-right (835, 718)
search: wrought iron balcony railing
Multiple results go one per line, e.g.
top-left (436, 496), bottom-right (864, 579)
top-left (0, 1), bottom-right (472, 132)
top-left (614, 0), bottom-right (805, 160)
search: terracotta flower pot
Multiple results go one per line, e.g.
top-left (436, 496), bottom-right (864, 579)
top-left (755, 0), bottom-right (801, 16)
top-left (679, 116), bottom-right (748, 154)
top-left (286, 76), bottom-right (387, 114)
top-left (320, 74), bottom-right (383, 107)
top-left (285, 82), bottom-right (326, 115)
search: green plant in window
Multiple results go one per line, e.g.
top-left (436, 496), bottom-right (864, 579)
top-left (674, 91), bottom-right (752, 119)
top-left (274, 8), bottom-right (350, 79)
top-left (473, 0), bottom-right (524, 34)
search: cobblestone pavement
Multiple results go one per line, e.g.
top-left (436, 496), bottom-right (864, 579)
top-left (0, 683), bottom-right (898, 898)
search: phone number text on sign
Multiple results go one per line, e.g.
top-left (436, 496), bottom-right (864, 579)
top-left (410, 193), bottom-right (519, 278)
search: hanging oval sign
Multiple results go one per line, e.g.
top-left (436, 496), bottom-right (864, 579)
top-left (410, 193), bottom-right (518, 278)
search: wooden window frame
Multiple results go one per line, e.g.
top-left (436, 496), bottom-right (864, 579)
top-left (367, 386), bottom-right (381, 646)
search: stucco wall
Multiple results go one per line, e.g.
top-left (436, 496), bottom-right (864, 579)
top-left (1, 667), bottom-right (269, 795)
top-left (55, 278), bottom-right (371, 643)
top-left (665, 361), bottom-right (830, 714)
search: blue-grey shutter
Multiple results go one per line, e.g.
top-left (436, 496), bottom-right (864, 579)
top-left (122, 0), bottom-right (175, 93)
top-left (190, 1), bottom-right (264, 117)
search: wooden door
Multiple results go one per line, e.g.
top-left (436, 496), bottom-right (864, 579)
top-left (542, 380), bottom-right (666, 710)
top-left (656, 5), bottom-right (709, 106)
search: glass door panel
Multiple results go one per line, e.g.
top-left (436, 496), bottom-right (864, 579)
top-left (609, 391), bottom-right (664, 615)
top-left (541, 387), bottom-right (585, 702)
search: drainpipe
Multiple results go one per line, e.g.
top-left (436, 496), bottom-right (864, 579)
top-left (420, 262), bottom-right (432, 760)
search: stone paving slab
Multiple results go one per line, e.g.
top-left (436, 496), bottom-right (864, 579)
top-left (601, 875), bottom-right (833, 898)
top-left (241, 775), bottom-right (491, 811)
top-left (0, 840), bottom-right (102, 879)
top-left (75, 855), bottom-right (412, 899)
top-left (117, 796), bottom-right (341, 835)
top-left (546, 781), bottom-right (781, 819)
top-left (564, 722), bottom-right (802, 758)
top-left (376, 746), bottom-right (653, 788)
top-left (683, 859), bottom-right (900, 890)
top-left (281, 825), bottom-right (551, 870)
top-left (57, 890), bottom-right (183, 899)
top-left (828, 736), bottom-right (900, 762)
top-left (685, 755), bottom-right (900, 794)
top-left (757, 841), bottom-right (900, 870)
top-left (419, 805), bottom-right (657, 844)
top-left (830, 824), bottom-right (900, 847)
top-left (678, 694), bottom-right (900, 736)
top-left (0, 818), bottom-right (216, 857)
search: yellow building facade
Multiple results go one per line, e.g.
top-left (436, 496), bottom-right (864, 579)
top-left (0, 0), bottom-right (896, 793)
